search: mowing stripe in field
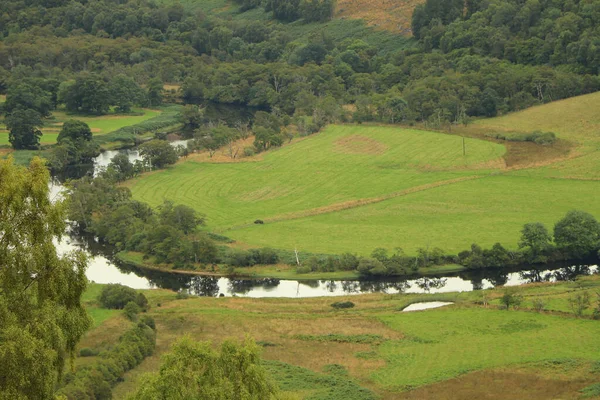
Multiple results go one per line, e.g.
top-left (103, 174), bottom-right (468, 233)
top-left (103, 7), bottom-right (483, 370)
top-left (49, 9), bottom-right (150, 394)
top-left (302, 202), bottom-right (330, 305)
top-left (129, 125), bottom-right (506, 232)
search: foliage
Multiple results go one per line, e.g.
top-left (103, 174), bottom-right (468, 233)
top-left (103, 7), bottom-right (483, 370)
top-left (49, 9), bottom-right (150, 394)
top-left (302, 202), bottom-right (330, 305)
top-left (98, 284), bottom-right (138, 309)
top-left (5, 108), bottom-right (43, 149)
top-left (123, 301), bottom-right (142, 321)
top-left (568, 292), bottom-right (591, 317)
top-left (331, 301), bottom-right (355, 309)
top-left (59, 73), bottom-right (111, 115)
top-left (48, 119), bottom-right (100, 172)
top-left (127, 337), bottom-right (279, 399)
top-left (139, 139), bottom-right (178, 169)
top-left (292, 334), bottom-right (384, 344)
top-left (79, 348), bottom-right (99, 357)
top-left (554, 210), bottom-right (600, 259)
top-left (500, 290), bottom-right (523, 310)
top-left (57, 319), bottom-right (156, 400)
top-left (0, 157), bottom-right (91, 399)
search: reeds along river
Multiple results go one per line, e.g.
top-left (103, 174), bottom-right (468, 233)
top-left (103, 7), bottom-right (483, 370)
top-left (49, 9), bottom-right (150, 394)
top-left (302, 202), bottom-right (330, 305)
top-left (50, 144), bottom-right (599, 298)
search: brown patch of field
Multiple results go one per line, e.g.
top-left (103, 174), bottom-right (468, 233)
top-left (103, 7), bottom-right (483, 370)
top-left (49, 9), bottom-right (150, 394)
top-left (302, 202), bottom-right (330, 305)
top-left (396, 369), bottom-right (595, 400)
top-left (111, 294), bottom-right (404, 398)
top-left (334, 134), bottom-right (389, 155)
top-left (77, 315), bottom-right (131, 352)
top-left (336, 0), bottom-right (419, 34)
top-left (163, 84), bottom-right (180, 92)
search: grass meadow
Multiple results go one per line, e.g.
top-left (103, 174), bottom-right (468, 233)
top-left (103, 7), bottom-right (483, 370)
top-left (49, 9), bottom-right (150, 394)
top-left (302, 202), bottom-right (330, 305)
top-left (129, 125), bottom-right (505, 232)
top-left (129, 115), bottom-right (600, 255)
top-left (469, 91), bottom-right (600, 180)
top-left (77, 276), bottom-right (600, 400)
top-left (0, 108), bottom-right (159, 146)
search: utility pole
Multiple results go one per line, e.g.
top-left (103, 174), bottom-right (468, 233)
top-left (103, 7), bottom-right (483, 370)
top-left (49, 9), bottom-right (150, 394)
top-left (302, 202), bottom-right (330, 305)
top-left (462, 136), bottom-right (466, 156)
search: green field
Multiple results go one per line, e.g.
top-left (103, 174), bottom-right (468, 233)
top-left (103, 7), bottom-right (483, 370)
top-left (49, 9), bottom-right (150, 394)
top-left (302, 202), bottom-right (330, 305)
top-left (129, 116), bottom-right (600, 255)
top-left (79, 276), bottom-right (600, 400)
top-left (129, 125), bottom-right (508, 251)
top-left (0, 108), bottom-right (159, 146)
top-left (471, 91), bottom-right (600, 180)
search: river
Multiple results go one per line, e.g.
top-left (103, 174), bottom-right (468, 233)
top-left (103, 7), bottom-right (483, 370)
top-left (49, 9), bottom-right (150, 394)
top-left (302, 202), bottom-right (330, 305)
top-left (50, 144), bottom-right (599, 298)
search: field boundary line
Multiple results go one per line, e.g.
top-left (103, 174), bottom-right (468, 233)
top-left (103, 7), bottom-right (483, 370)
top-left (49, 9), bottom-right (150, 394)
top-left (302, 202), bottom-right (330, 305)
top-left (224, 175), bottom-right (484, 231)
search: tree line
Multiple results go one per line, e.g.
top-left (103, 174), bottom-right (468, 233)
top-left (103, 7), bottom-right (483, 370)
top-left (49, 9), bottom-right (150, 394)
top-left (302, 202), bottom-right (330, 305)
top-left (303, 210), bottom-right (600, 277)
top-left (1, 0), bottom-right (599, 149)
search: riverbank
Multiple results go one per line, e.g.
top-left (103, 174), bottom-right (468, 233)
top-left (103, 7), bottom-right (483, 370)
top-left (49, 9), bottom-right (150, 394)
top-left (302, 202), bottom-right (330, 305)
top-left (116, 251), bottom-right (467, 280)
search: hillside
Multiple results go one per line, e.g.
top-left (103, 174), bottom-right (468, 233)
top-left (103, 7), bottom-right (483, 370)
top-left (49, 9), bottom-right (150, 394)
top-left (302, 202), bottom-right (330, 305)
top-left (128, 93), bottom-right (600, 256)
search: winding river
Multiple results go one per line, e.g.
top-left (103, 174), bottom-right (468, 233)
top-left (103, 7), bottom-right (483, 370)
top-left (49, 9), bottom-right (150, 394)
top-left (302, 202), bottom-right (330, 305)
top-left (51, 144), bottom-right (599, 298)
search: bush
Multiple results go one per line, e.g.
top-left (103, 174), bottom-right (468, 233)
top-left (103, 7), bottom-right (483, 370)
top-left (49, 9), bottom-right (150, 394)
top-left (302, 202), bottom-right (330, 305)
top-left (136, 293), bottom-right (149, 311)
top-left (297, 266), bottom-right (311, 274)
top-left (532, 298), bottom-right (546, 312)
top-left (58, 323), bottom-right (156, 399)
top-left (123, 301), bottom-right (141, 321)
top-left (176, 290), bottom-right (190, 300)
top-left (139, 315), bottom-right (156, 330)
top-left (79, 348), bottom-right (99, 357)
top-left (331, 301), bottom-right (355, 309)
top-left (244, 146), bottom-right (255, 157)
top-left (98, 284), bottom-right (138, 309)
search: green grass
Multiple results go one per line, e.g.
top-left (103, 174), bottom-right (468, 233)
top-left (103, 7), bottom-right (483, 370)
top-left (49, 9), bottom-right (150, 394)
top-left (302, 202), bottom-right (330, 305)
top-left (228, 174), bottom-right (600, 254)
top-left (373, 307), bottom-right (600, 390)
top-left (0, 108), bottom-right (160, 146)
top-left (472, 91), bottom-right (600, 180)
top-left (264, 360), bottom-right (379, 400)
top-left (130, 124), bottom-right (505, 237)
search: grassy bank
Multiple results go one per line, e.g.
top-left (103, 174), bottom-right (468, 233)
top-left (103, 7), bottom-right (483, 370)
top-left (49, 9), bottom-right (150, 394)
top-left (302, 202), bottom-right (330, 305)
top-left (78, 275), bottom-right (600, 399)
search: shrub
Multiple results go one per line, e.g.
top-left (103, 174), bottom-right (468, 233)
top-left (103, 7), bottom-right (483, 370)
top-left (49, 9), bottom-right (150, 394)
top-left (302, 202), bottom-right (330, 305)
top-left (135, 292), bottom-right (149, 311)
top-left (139, 315), bottom-right (156, 330)
top-left (123, 301), bottom-right (141, 321)
top-left (297, 266), bottom-right (311, 274)
top-left (254, 219), bottom-right (264, 224)
top-left (532, 298), bottom-right (546, 312)
top-left (98, 284), bottom-right (138, 309)
top-left (58, 323), bottom-right (156, 399)
top-left (331, 301), bottom-right (355, 309)
top-left (79, 348), bottom-right (99, 357)
top-left (500, 290), bottom-right (523, 310)
top-left (176, 291), bottom-right (190, 300)
top-left (244, 146), bottom-right (255, 157)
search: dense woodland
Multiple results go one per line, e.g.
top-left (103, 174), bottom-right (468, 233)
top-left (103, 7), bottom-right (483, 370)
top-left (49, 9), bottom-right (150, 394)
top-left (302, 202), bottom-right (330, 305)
top-left (2, 0), bottom-right (600, 152)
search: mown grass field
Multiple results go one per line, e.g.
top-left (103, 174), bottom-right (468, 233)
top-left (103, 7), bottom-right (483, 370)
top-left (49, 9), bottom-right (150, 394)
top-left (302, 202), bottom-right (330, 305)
top-left (0, 108), bottom-right (159, 146)
top-left (129, 108), bottom-right (600, 255)
top-left (129, 125), bottom-right (507, 251)
top-left (78, 276), bottom-right (600, 400)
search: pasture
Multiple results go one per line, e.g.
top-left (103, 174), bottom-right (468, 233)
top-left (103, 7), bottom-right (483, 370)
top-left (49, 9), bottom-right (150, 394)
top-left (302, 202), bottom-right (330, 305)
top-left (469, 91), bottom-right (600, 179)
top-left (128, 93), bottom-right (600, 256)
top-left (77, 276), bottom-right (600, 400)
top-left (0, 108), bottom-right (159, 146)
top-left (129, 124), bottom-right (506, 232)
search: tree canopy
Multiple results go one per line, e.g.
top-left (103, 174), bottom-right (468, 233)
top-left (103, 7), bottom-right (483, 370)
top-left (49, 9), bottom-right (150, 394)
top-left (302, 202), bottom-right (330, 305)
top-left (0, 157), bottom-right (91, 399)
top-left (127, 337), bottom-right (279, 400)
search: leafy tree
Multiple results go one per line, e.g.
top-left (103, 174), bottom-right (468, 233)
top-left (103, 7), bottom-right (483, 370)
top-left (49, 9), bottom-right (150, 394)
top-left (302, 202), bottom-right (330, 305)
top-left (253, 127), bottom-right (283, 152)
top-left (5, 108), bottom-right (43, 149)
top-left (158, 200), bottom-right (205, 234)
top-left (59, 74), bottom-right (111, 115)
top-left (180, 105), bottom-right (205, 136)
top-left (110, 75), bottom-right (145, 113)
top-left (105, 153), bottom-right (136, 182)
top-left (4, 83), bottom-right (53, 117)
top-left (0, 157), bottom-right (91, 399)
top-left (519, 222), bottom-right (552, 263)
top-left (139, 139), bottom-right (178, 169)
top-left (57, 119), bottom-right (93, 143)
top-left (147, 78), bottom-right (164, 106)
top-left (127, 337), bottom-right (279, 400)
top-left (554, 210), bottom-right (600, 258)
